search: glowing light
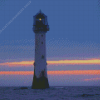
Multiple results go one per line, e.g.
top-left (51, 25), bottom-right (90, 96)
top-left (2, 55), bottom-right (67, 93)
top-left (39, 18), bottom-right (42, 21)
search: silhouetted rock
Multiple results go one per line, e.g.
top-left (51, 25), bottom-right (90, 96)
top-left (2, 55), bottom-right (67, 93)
top-left (20, 87), bottom-right (28, 90)
top-left (81, 94), bottom-right (94, 97)
top-left (32, 74), bottom-right (49, 89)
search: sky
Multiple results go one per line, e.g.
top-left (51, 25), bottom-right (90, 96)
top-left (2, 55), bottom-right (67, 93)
top-left (0, 0), bottom-right (100, 86)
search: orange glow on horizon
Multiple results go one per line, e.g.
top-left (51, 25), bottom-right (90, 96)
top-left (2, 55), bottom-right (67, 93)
top-left (0, 59), bottom-right (100, 67)
top-left (0, 70), bottom-right (100, 75)
top-left (0, 61), bottom-right (33, 67)
top-left (47, 59), bottom-right (100, 65)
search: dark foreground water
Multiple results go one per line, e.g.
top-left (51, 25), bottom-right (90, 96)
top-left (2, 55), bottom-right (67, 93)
top-left (0, 86), bottom-right (100, 100)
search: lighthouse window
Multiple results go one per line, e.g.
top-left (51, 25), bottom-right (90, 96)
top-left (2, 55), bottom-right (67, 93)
top-left (39, 18), bottom-right (42, 21)
top-left (41, 55), bottom-right (44, 59)
top-left (41, 35), bottom-right (43, 37)
top-left (41, 42), bottom-right (43, 44)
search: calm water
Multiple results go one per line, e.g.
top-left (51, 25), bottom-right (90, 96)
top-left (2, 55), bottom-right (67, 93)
top-left (0, 86), bottom-right (100, 100)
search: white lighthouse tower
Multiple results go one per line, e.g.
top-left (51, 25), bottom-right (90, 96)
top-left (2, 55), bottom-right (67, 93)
top-left (32, 10), bottom-right (49, 89)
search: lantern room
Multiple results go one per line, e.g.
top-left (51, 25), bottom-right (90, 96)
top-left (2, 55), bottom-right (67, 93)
top-left (33, 10), bottom-right (49, 33)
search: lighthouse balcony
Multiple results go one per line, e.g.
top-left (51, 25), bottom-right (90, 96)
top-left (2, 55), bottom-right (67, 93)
top-left (33, 25), bottom-right (49, 32)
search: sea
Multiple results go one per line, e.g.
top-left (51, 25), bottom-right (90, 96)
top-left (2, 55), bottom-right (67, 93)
top-left (0, 86), bottom-right (100, 100)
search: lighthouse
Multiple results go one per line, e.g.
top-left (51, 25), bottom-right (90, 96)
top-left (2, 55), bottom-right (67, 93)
top-left (32, 10), bottom-right (49, 89)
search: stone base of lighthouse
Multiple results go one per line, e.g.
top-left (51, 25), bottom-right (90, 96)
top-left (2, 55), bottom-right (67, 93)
top-left (32, 70), bottom-right (49, 89)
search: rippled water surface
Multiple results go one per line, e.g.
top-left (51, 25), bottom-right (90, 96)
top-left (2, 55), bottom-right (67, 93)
top-left (0, 86), bottom-right (100, 100)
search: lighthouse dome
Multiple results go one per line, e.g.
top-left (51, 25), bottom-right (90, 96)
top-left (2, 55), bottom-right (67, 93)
top-left (33, 10), bottom-right (49, 33)
top-left (35, 10), bottom-right (46, 19)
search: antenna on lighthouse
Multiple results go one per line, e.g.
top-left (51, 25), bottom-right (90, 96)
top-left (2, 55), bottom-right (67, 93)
top-left (39, 9), bottom-right (42, 13)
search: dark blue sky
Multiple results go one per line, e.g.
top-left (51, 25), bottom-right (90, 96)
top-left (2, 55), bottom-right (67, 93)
top-left (0, 0), bottom-right (100, 62)
top-left (0, 0), bottom-right (100, 42)
top-left (0, 1), bottom-right (100, 41)
top-left (0, 0), bottom-right (100, 86)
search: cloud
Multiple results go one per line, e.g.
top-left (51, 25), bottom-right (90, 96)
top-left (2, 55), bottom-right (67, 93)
top-left (84, 78), bottom-right (100, 81)
top-left (0, 70), bottom-right (100, 75)
top-left (0, 39), bottom-right (100, 61)
top-left (0, 59), bottom-right (100, 67)
top-left (0, 61), bottom-right (33, 67)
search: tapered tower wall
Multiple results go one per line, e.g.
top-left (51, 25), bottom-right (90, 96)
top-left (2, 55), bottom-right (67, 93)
top-left (32, 10), bottom-right (49, 89)
top-left (34, 33), bottom-right (47, 78)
